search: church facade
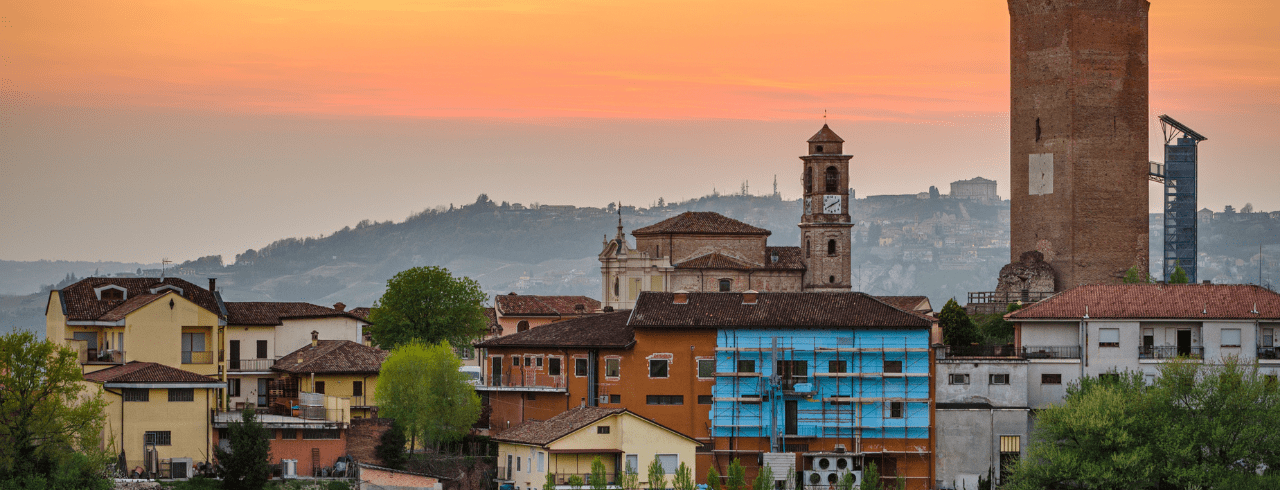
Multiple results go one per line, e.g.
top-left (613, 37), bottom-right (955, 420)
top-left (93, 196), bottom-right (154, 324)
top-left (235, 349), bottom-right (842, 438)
top-left (600, 125), bottom-right (854, 309)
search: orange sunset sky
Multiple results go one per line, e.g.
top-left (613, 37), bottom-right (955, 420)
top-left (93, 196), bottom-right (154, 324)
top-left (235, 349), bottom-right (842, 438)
top-left (2, 0), bottom-right (1278, 263)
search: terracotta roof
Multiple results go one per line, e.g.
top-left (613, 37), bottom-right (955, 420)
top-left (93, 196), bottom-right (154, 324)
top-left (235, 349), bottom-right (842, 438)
top-left (1007, 284), bottom-right (1280, 320)
top-left (629, 292), bottom-right (933, 328)
top-left (273, 340), bottom-right (389, 374)
top-left (496, 294), bottom-right (602, 317)
top-left (483, 307), bottom-right (502, 335)
top-left (807, 124), bottom-right (844, 143)
top-left (475, 310), bottom-right (633, 349)
top-left (348, 307), bottom-right (371, 320)
top-left (675, 253), bottom-right (754, 270)
top-left (874, 296), bottom-right (932, 313)
top-left (226, 302), bottom-right (362, 326)
top-left (763, 247), bottom-right (806, 270)
top-left (631, 212), bottom-right (770, 236)
top-left (83, 361), bottom-right (221, 385)
top-left (56, 277), bottom-right (223, 322)
top-left (98, 293), bottom-right (165, 322)
top-left (492, 407), bottom-right (626, 446)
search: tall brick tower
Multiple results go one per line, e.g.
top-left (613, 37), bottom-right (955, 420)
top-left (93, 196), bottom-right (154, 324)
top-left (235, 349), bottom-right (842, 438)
top-left (1008, 0), bottom-right (1150, 290)
top-left (800, 125), bottom-right (853, 292)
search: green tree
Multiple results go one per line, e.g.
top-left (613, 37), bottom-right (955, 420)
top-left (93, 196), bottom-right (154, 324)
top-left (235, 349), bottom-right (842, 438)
top-left (567, 475), bottom-right (585, 490)
top-left (673, 462), bottom-right (695, 490)
top-left (857, 462), bottom-right (880, 490)
top-left (619, 460), bottom-right (640, 490)
top-left (589, 457), bottom-right (609, 490)
top-left (836, 471), bottom-right (855, 490)
top-left (1123, 265), bottom-right (1147, 284)
top-left (750, 464), bottom-right (772, 490)
top-left (1169, 262), bottom-right (1190, 284)
top-left (725, 459), bottom-right (746, 490)
top-left (367, 266), bottom-right (489, 349)
top-left (213, 407), bottom-right (272, 490)
top-left (545, 472), bottom-right (559, 490)
top-left (0, 330), bottom-right (110, 490)
top-left (375, 341), bottom-right (481, 453)
top-left (939, 298), bottom-right (978, 346)
top-left (647, 457), bottom-right (666, 490)
top-left (707, 467), bottom-right (722, 490)
top-left (374, 420), bottom-right (407, 470)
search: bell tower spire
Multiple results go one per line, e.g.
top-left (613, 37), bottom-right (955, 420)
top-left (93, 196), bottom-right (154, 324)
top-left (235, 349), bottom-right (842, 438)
top-left (799, 124), bottom-right (853, 291)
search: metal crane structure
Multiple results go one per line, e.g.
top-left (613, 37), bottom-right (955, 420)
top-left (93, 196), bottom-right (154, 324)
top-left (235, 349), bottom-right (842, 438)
top-left (1147, 115), bottom-right (1208, 283)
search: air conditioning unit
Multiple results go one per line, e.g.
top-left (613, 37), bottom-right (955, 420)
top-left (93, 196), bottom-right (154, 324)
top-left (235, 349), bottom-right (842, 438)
top-left (832, 457), bottom-right (855, 472)
top-left (814, 457), bottom-right (835, 471)
top-left (832, 444), bottom-right (847, 453)
top-left (598, 395), bottom-right (610, 404)
top-left (804, 471), bottom-right (834, 487)
top-left (845, 472), bottom-right (862, 487)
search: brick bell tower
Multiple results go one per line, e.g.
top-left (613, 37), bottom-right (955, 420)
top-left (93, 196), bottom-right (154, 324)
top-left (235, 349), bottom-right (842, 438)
top-left (800, 124), bottom-right (853, 292)
top-left (1008, 0), bottom-right (1151, 290)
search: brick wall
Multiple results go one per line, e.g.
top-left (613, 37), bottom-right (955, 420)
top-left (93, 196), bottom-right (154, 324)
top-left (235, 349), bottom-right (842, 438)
top-left (348, 417), bottom-right (394, 465)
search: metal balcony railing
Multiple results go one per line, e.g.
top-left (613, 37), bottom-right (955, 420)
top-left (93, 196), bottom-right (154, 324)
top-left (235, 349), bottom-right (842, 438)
top-left (1257, 347), bottom-right (1280, 360)
top-left (941, 344), bottom-right (1021, 358)
top-left (487, 370), bottom-right (566, 390)
top-left (1021, 345), bottom-right (1081, 359)
top-left (182, 351), bottom-right (214, 364)
top-left (1139, 345), bottom-right (1204, 360)
top-left (553, 473), bottom-right (618, 485)
top-left (87, 349), bottom-right (126, 364)
top-left (227, 358), bottom-right (277, 371)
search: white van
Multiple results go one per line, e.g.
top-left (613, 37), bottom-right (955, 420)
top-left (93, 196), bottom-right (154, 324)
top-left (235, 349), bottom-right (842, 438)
top-left (459, 366), bottom-right (483, 386)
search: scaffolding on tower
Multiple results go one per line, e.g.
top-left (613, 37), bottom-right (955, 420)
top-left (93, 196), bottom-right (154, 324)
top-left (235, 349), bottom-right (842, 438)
top-left (1148, 114), bottom-right (1207, 283)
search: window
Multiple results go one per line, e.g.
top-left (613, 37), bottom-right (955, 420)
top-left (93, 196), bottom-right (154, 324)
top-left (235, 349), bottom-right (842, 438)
top-left (303, 429), bottom-right (340, 440)
top-left (228, 379), bottom-right (241, 397)
top-left (1221, 328), bottom-right (1241, 347)
top-left (646, 395), bottom-right (683, 405)
top-left (1264, 328), bottom-right (1275, 348)
top-left (657, 454), bottom-right (679, 474)
top-left (517, 320), bottom-right (530, 332)
top-left (737, 360), bottom-right (756, 373)
top-left (698, 395), bottom-right (713, 405)
top-left (698, 359), bottom-right (716, 378)
top-left (999, 436), bottom-right (1021, 482)
top-left (513, 356), bottom-right (520, 366)
top-left (516, 457), bottom-right (521, 472)
top-left (825, 166), bottom-right (839, 192)
top-left (719, 279), bottom-right (731, 292)
top-left (883, 360), bottom-right (903, 373)
top-left (168, 388), bottom-right (194, 402)
top-left (597, 426), bottom-right (610, 434)
top-left (1098, 328), bottom-right (1120, 347)
top-left (888, 401), bottom-right (904, 418)
top-left (827, 240), bottom-right (836, 256)
top-left (804, 167), bottom-right (813, 193)
top-left (575, 358), bottom-right (588, 377)
top-left (101, 288), bottom-right (124, 301)
top-left (948, 373), bottom-right (970, 385)
top-left (547, 357), bottom-right (562, 376)
top-left (806, 240), bottom-right (811, 258)
top-left (457, 346), bottom-right (475, 360)
top-left (626, 455), bottom-right (639, 473)
top-left (314, 381), bottom-right (326, 394)
top-left (144, 431), bottom-right (171, 446)
top-left (181, 332), bottom-right (206, 363)
top-left (256, 340), bottom-right (268, 358)
top-left (1041, 373), bottom-right (1062, 385)
top-left (353, 381), bottom-right (363, 397)
top-left (524, 356), bottom-right (532, 366)
top-left (828, 360), bottom-right (847, 373)
top-left (989, 374), bottom-right (1010, 385)
top-left (280, 429), bottom-right (297, 440)
top-left (610, 394), bottom-right (621, 404)
top-left (605, 358), bottom-right (620, 377)
top-left (525, 393), bottom-right (537, 401)
top-left (815, 145), bottom-right (823, 153)
top-left (649, 359), bottom-right (669, 378)
top-left (124, 388), bottom-right (149, 402)
top-left (776, 360), bottom-right (808, 389)
top-left (536, 356), bottom-right (544, 367)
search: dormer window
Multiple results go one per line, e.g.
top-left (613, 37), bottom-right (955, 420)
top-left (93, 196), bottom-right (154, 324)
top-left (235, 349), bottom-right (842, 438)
top-left (94, 285), bottom-right (128, 301)
top-left (719, 279), bottom-right (732, 292)
top-left (149, 284), bottom-right (184, 295)
top-left (770, 251), bottom-right (779, 263)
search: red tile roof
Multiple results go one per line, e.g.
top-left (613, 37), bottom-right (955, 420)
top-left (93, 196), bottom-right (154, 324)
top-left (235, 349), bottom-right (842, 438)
top-left (56, 277), bottom-right (223, 322)
top-left (874, 296), bottom-right (933, 314)
top-left (348, 307), bottom-right (371, 320)
top-left (630, 292), bottom-right (932, 328)
top-left (273, 340), bottom-right (388, 374)
top-left (226, 302), bottom-right (363, 326)
top-left (808, 124), bottom-right (845, 143)
top-left (496, 294), bottom-right (602, 317)
top-left (491, 406), bottom-right (626, 446)
top-left (675, 253), bottom-right (755, 270)
top-left (1007, 284), bottom-right (1280, 320)
top-left (475, 310), bottom-right (633, 349)
top-left (97, 293), bottom-right (165, 322)
top-left (83, 361), bottom-right (221, 385)
top-left (631, 212), bottom-right (771, 236)
top-left (763, 247), bottom-right (806, 270)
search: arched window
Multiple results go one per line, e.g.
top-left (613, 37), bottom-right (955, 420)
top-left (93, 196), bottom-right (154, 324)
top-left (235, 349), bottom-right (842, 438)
top-left (827, 239), bottom-right (837, 256)
top-left (825, 166), bottom-right (839, 192)
top-left (517, 320), bottom-right (530, 332)
top-left (829, 275), bottom-right (836, 284)
top-left (719, 279), bottom-right (732, 292)
top-left (613, 277), bottom-right (620, 298)
top-left (806, 240), bottom-right (811, 258)
top-left (804, 167), bottom-right (813, 193)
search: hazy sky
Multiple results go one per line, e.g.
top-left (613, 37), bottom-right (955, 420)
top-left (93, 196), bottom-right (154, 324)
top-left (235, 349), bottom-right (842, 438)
top-left (2, 0), bottom-right (1277, 263)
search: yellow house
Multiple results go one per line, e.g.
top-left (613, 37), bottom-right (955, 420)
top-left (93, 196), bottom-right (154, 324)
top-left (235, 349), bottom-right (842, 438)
top-left (493, 407), bottom-right (699, 490)
top-left (83, 362), bottom-right (224, 478)
top-left (271, 339), bottom-right (388, 418)
top-left (46, 277), bottom-right (226, 377)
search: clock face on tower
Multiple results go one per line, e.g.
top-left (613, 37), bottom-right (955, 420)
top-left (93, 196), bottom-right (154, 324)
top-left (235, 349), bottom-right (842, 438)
top-left (823, 195), bottom-right (842, 214)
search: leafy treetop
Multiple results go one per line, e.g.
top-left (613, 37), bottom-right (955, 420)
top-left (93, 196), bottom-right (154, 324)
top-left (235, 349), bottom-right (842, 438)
top-left (367, 266), bottom-right (489, 349)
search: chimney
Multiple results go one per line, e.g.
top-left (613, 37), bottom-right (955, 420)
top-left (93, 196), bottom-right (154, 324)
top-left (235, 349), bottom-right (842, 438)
top-left (333, 302), bottom-right (346, 312)
top-left (743, 290), bottom-right (758, 305)
top-left (362, 333), bottom-right (373, 347)
top-left (673, 290), bottom-right (689, 305)
top-left (208, 278), bottom-right (216, 293)
top-left (311, 330), bottom-right (319, 347)
top-left (574, 303), bottom-right (585, 314)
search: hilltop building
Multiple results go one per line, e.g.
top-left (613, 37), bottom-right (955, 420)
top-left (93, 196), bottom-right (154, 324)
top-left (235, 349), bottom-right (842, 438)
top-left (599, 125), bottom-right (854, 309)
top-left (949, 177), bottom-right (998, 203)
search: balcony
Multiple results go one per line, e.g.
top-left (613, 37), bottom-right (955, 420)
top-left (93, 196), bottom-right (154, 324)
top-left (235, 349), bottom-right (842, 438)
top-left (1021, 345), bottom-right (1081, 359)
top-left (479, 370), bottom-right (566, 392)
top-left (939, 344), bottom-right (1021, 359)
top-left (1139, 345), bottom-right (1204, 360)
top-left (86, 349), bottom-right (126, 365)
top-left (966, 290), bottom-right (1055, 314)
top-left (182, 350), bottom-right (214, 364)
top-left (227, 358), bottom-right (277, 372)
top-left (1258, 347), bottom-right (1280, 360)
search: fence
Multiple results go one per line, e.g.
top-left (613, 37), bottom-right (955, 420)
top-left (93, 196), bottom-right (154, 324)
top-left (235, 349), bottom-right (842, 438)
top-left (228, 358), bottom-right (276, 371)
top-left (1139, 346), bottom-right (1204, 360)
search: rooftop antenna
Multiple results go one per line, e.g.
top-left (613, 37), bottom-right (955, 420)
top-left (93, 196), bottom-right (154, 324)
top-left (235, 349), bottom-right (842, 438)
top-left (161, 258), bottom-right (172, 279)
